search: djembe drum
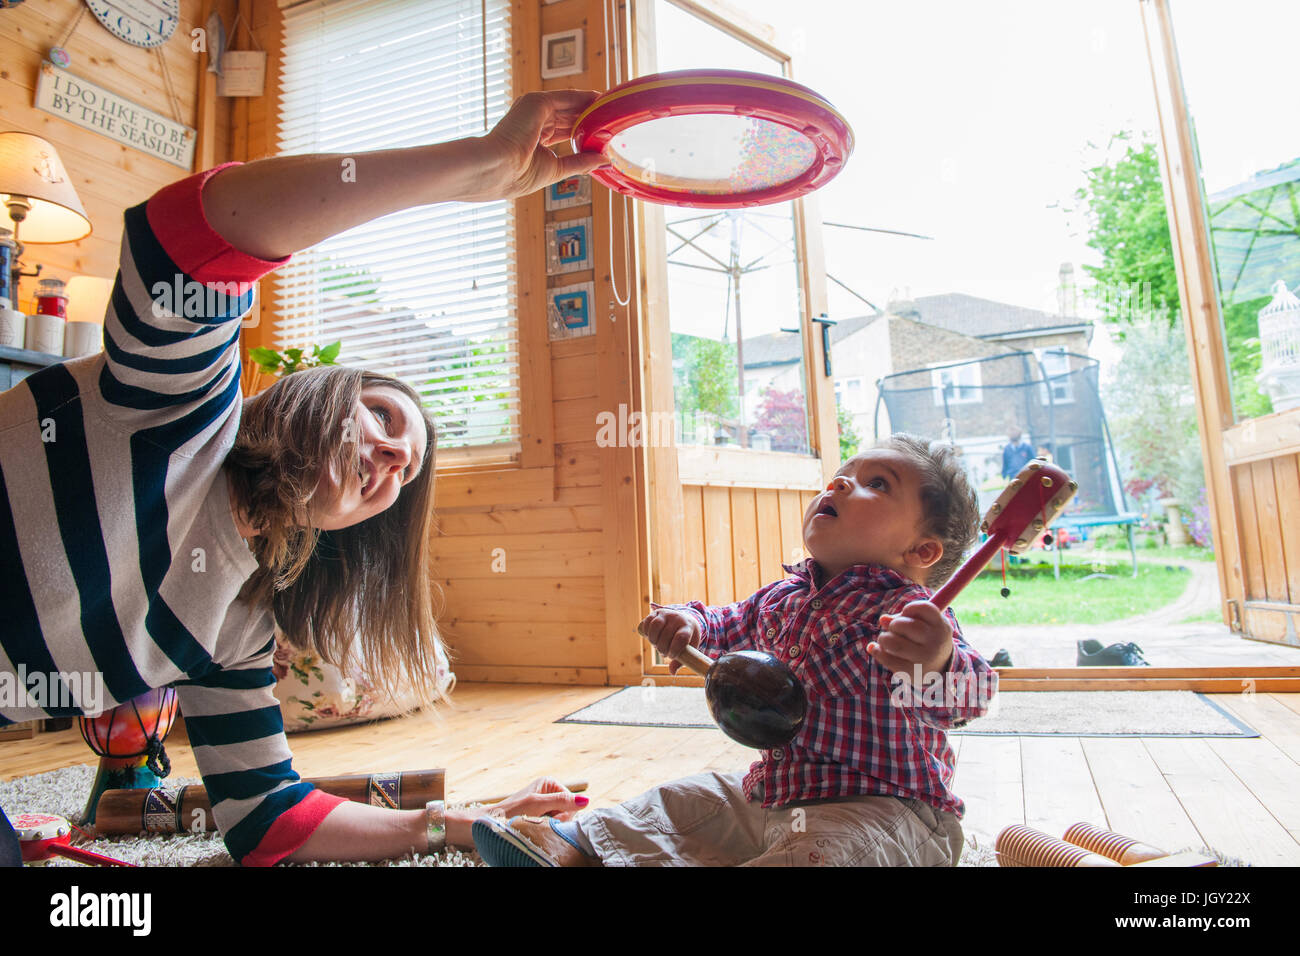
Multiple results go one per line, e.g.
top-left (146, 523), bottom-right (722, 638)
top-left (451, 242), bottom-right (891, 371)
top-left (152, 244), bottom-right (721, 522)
top-left (78, 686), bottom-right (178, 826)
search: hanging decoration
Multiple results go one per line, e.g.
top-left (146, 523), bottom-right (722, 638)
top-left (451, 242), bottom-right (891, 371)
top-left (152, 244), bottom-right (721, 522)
top-left (217, 10), bottom-right (266, 97)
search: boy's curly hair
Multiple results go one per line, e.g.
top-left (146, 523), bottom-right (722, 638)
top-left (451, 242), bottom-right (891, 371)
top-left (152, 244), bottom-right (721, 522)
top-left (876, 433), bottom-right (980, 587)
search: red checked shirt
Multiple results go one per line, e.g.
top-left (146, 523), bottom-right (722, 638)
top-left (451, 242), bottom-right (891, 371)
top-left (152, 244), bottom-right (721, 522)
top-left (675, 559), bottom-right (996, 818)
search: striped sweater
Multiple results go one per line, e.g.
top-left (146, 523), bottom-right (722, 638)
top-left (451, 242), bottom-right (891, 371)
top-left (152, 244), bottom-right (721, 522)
top-left (0, 163), bottom-right (345, 865)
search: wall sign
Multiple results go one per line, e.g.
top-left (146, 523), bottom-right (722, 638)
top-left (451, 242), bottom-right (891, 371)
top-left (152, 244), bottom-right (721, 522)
top-left (35, 61), bottom-right (195, 169)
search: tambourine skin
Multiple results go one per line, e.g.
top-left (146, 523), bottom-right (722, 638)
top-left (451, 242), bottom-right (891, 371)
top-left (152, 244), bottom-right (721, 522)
top-left (572, 69), bottom-right (854, 208)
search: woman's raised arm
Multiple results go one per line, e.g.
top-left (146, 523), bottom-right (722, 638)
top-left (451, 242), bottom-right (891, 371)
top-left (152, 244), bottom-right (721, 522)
top-left (199, 90), bottom-right (606, 262)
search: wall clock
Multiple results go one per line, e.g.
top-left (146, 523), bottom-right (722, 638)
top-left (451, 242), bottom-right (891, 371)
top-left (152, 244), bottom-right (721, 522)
top-left (85, 0), bottom-right (180, 49)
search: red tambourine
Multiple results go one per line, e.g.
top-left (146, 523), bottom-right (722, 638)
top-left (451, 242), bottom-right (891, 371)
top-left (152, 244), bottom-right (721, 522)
top-left (13, 812), bottom-right (134, 867)
top-left (571, 69), bottom-right (854, 208)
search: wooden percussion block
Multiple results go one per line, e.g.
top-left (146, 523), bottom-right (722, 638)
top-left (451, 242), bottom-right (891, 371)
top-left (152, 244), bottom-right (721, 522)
top-left (995, 825), bottom-right (1122, 867)
top-left (1063, 822), bottom-right (1170, 865)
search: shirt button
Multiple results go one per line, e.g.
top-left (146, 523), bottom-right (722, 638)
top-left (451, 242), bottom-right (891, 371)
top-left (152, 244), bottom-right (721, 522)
top-left (829, 632), bottom-right (841, 644)
top-left (789, 645), bottom-right (802, 657)
top-left (766, 627), bottom-right (777, 638)
top-left (811, 599), bottom-right (823, 610)
top-left (772, 748), bottom-right (784, 761)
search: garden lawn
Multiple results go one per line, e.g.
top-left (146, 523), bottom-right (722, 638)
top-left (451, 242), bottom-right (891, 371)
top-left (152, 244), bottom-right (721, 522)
top-left (950, 558), bottom-right (1191, 627)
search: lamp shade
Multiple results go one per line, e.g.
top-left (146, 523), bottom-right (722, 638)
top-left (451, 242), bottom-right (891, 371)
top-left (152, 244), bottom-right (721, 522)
top-left (65, 275), bottom-right (114, 324)
top-left (0, 132), bottom-right (91, 243)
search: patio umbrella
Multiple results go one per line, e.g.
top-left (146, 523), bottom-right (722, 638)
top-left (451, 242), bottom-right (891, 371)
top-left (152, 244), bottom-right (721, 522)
top-left (1207, 158), bottom-right (1300, 305)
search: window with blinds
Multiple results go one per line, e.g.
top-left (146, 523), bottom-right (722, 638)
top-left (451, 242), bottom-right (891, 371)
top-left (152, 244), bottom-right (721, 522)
top-left (276, 0), bottom-right (517, 465)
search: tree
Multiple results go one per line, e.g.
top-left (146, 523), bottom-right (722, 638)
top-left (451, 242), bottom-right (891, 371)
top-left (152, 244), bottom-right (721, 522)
top-left (1075, 135), bottom-right (1182, 324)
top-left (671, 333), bottom-right (740, 443)
top-left (1102, 318), bottom-right (1204, 506)
top-left (1073, 133), bottom-right (1272, 417)
top-left (837, 401), bottom-right (861, 462)
top-left (754, 386), bottom-right (807, 453)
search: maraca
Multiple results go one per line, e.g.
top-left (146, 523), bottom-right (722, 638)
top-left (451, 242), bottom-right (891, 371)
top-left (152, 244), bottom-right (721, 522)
top-left (672, 646), bottom-right (807, 750)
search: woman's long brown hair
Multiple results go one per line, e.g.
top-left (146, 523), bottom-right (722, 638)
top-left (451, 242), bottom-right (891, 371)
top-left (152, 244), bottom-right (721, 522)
top-left (225, 366), bottom-right (445, 707)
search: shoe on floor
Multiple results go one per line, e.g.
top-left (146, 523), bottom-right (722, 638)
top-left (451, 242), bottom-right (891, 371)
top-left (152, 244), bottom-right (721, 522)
top-left (989, 648), bottom-right (1014, 668)
top-left (472, 815), bottom-right (599, 867)
top-left (1076, 640), bottom-right (1150, 666)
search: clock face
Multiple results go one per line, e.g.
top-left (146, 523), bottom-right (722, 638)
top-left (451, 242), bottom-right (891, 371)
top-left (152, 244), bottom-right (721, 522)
top-left (86, 0), bottom-right (180, 49)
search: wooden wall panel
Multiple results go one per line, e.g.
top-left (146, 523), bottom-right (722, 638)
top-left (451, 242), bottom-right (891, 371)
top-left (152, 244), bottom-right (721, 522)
top-left (729, 487), bottom-right (759, 598)
top-left (1251, 459), bottom-right (1289, 603)
top-left (701, 486), bottom-right (734, 606)
top-left (674, 483), bottom-right (817, 614)
top-left (1233, 465), bottom-right (1266, 601)
top-left (777, 489), bottom-right (806, 567)
top-left (1274, 453), bottom-right (1300, 605)
top-left (682, 484), bottom-right (708, 599)
top-left (755, 488), bottom-right (784, 584)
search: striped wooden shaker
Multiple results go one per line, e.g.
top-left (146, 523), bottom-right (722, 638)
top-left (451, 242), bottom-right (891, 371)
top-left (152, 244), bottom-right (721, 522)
top-left (995, 825), bottom-right (1122, 867)
top-left (1063, 823), bottom-right (1169, 865)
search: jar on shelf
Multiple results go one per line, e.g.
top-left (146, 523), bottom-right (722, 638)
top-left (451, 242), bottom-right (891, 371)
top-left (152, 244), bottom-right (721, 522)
top-left (36, 277), bottom-right (68, 319)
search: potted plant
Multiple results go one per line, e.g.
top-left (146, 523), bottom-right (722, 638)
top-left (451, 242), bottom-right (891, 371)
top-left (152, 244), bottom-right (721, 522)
top-left (242, 341), bottom-right (341, 394)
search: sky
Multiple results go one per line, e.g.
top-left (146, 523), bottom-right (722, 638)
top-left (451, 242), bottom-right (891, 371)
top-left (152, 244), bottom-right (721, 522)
top-left (646, 0), bottom-right (1300, 335)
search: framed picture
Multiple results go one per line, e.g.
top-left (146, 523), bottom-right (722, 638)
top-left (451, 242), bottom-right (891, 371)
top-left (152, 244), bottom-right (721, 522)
top-left (541, 29), bottom-right (584, 79)
top-left (545, 174), bottom-right (591, 210)
top-left (547, 281), bottom-right (596, 340)
top-left (545, 216), bottom-right (593, 275)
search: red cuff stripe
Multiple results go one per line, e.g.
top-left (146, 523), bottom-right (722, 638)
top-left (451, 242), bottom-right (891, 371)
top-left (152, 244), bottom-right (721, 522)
top-left (240, 789), bottom-right (349, 868)
top-left (146, 162), bottom-right (290, 289)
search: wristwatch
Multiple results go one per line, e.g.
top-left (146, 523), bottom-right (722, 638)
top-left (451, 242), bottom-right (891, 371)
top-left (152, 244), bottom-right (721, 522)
top-left (425, 799), bottom-right (446, 854)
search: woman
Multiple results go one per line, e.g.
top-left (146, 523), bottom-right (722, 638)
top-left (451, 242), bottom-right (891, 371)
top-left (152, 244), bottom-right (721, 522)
top-left (0, 90), bottom-right (606, 866)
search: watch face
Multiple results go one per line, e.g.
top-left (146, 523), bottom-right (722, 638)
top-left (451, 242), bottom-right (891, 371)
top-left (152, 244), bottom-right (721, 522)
top-left (86, 0), bottom-right (180, 49)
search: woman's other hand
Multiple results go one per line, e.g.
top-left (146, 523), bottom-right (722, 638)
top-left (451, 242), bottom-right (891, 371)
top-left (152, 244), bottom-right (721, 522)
top-left (481, 91), bottom-right (608, 200)
top-left (484, 776), bottom-right (589, 821)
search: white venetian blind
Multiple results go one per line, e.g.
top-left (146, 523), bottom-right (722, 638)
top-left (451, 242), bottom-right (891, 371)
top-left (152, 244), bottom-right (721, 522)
top-left (276, 0), bottom-right (517, 462)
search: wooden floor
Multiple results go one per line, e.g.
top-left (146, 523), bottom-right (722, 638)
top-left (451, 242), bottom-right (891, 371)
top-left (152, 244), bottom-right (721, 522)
top-left (4, 682), bottom-right (1299, 865)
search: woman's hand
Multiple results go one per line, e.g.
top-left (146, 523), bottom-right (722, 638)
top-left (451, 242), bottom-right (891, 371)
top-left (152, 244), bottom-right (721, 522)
top-left (479, 91), bottom-right (609, 200)
top-left (482, 776), bottom-right (589, 822)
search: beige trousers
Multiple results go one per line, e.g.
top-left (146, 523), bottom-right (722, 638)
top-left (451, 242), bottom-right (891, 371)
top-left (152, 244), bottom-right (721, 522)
top-left (577, 771), bottom-right (964, 867)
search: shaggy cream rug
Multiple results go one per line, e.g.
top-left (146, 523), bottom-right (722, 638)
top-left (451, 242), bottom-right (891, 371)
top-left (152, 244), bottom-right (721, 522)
top-left (1, 764), bottom-right (481, 867)
top-left (3, 764), bottom-right (1236, 867)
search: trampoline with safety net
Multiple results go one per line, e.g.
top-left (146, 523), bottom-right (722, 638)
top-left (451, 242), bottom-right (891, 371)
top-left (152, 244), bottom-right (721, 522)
top-left (874, 350), bottom-right (1139, 576)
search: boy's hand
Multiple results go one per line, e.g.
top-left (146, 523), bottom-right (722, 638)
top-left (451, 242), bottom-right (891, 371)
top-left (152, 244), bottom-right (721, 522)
top-left (638, 608), bottom-right (701, 676)
top-left (867, 600), bottom-right (954, 680)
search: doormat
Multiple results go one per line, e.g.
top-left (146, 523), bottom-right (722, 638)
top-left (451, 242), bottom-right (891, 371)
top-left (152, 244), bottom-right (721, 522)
top-left (557, 687), bottom-right (1258, 737)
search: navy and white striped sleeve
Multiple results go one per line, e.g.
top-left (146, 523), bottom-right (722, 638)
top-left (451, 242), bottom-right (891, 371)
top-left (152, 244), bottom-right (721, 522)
top-left (171, 620), bottom-right (346, 867)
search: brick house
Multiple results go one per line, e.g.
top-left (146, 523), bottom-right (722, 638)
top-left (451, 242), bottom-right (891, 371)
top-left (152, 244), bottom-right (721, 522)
top-left (740, 284), bottom-right (1092, 422)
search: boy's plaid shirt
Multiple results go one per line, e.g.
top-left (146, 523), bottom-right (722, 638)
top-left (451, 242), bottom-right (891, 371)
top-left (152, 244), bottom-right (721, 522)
top-left (672, 559), bottom-right (996, 818)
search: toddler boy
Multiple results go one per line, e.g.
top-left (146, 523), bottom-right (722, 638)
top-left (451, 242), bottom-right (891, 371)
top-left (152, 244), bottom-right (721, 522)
top-left (475, 433), bottom-right (993, 866)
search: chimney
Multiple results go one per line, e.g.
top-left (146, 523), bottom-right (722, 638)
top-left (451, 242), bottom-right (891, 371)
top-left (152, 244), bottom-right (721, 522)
top-left (1057, 262), bottom-right (1076, 316)
top-left (886, 286), bottom-right (920, 320)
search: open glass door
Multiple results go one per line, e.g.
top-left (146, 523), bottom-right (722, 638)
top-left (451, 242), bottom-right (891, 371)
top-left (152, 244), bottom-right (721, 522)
top-left (631, 0), bottom-right (838, 677)
top-left (1144, 0), bottom-right (1300, 650)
